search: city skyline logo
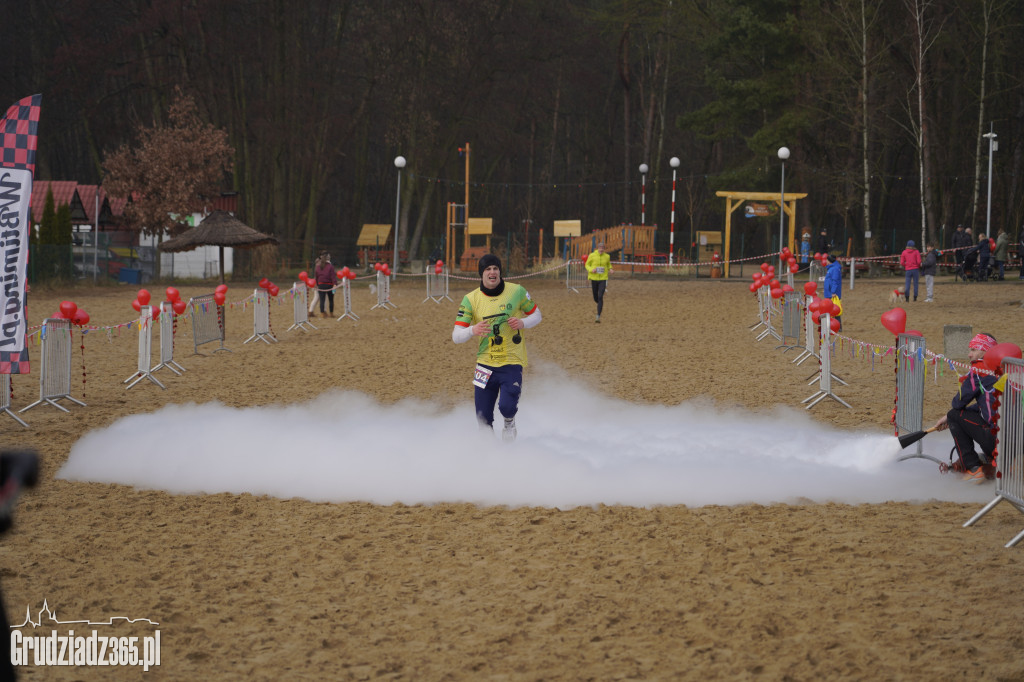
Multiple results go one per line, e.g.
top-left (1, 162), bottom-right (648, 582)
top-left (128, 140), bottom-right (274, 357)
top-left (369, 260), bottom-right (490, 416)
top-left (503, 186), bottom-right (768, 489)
top-left (10, 599), bottom-right (160, 629)
top-left (10, 599), bottom-right (161, 672)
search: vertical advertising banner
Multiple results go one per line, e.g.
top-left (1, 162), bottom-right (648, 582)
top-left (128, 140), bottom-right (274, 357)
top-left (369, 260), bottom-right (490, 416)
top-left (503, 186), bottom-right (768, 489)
top-left (0, 94), bottom-right (42, 375)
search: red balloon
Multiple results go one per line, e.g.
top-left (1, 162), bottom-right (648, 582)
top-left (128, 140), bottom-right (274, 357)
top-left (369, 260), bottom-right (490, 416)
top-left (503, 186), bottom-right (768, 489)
top-left (259, 277), bottom-right (270, 289)
top-left (781, 247), bottom-right (791, 258)
top-left (983, 343), bottom-right (1023, 373)
top-left (819, 300), bottom-right (834, 316)
top-left (59, 300), bottom-right (77, 318)
top-left (782, 284), bottom-right (794, 293)
top-left (214, 292), bottom-right (226, 306)
top-left (340, 266), bottom-right (351, 276)
top-left (436, 260), bottom-right (443, 267)
top-left (215, 284), bottom-right (228, 294)
top-left (880, 308), bottom-right (907, 336)
top-left (787, 256), bottom-right (797, 265)
top-left (770, 287), bottom-right (784, 299)
top-left (151, 306), bottom-right (160, 321)
top-left (829, 317), bottom-right (841, 333)
top-left (336, 269), bottom-right (344, 279)
top-left (749, 282), bottom-right (759, 293)
top-left (347, 271), bottom-right (357, 280)
top-left (306, 278), bottom-right (315, 287)
top-left (760, 262), bottom-right (769, 272)
top-left (905, 329), bottom-right (923, 337)
top-left (788, 264), bottom-right (799, 274)
top-left (166, 287), bottom-right (180, 302)
top-left (812, 311), bottom-right (823, 325)
top-left (131, 299), bottom-right (142, 313)
top-left (52, 310), bottom-right (65, 320)
top-left (269, 284), bottom-right (280, 297)
top-left (803, 281), bottom-right (817, 296)
top-left (137, 289), bottom-right (151, 305)
top-left (808, 299), bottom-right (820, 313)
top-left (373, 262), bottom-right (382, 271)
top-left (172, 299), bottom-right (187, 315)
top-left (299, 271), bottom-right (308, 280)
top-left (72, 309), bottom-right (90, 326)
top-left (768, 279), bottom-right (779, 289)
top-left (434, 264), bottom-right (443, 275)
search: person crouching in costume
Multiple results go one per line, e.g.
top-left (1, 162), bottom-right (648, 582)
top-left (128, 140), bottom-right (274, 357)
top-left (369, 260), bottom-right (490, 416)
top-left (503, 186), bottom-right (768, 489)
top-left (934, 333), bottom-right (999, 483)
top-left (451, 254), bottom-right (542, 441)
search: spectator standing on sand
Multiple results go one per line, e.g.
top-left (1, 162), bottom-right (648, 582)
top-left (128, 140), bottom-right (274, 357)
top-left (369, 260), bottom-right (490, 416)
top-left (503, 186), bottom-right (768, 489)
top-left (977, 233), bottom-right (991, 281)
top-left (899, 240), bottom-right (922, 302)
top-left (921, 243), bottom-right (940, 303)
top-left (822, 254), bottom-right (843, 331)
top-left (993, 229), bottom-right (1009, 280)
top-left (816, 229), bottom-right (829, 256)
top-left (951, 225), bottom-right (971, 266)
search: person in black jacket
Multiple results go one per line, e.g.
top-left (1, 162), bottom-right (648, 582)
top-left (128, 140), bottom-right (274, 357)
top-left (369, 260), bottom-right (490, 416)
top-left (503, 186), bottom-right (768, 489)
top-left (816, 229), bottom-right (829, 256)
top-left (934, 333), bottom-right (999, 483)
top-left (951, 225), bottom-right (970, 265)
top-left (1018, 229), bottom-right (1024, 280)
top-left (976, 233), bottom-right (991, 281)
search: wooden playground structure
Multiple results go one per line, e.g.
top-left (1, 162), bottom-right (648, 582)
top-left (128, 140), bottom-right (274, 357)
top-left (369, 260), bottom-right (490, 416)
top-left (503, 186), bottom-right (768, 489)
top-left (714, 190), bottom-right (807, 278)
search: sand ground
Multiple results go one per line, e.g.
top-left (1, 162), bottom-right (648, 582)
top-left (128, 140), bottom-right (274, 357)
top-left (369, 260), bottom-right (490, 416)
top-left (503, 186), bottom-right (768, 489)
top-left (2, 271), bottom-right (1024, 680)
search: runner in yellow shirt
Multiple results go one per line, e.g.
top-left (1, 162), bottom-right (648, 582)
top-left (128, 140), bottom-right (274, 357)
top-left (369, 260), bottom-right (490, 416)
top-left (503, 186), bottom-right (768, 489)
top-left (452, 254), bottom-right (542, 441)
top-left (585, 242), bottom-right (611, 322)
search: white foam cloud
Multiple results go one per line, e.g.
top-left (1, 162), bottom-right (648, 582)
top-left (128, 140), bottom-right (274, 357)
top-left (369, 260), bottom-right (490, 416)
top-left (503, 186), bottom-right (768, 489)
top-left (57, 372), bottom-right (989, 509)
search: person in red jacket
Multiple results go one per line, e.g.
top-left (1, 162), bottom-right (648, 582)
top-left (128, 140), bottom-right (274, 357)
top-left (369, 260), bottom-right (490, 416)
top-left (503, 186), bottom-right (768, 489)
top-left (899, 240), bottom-right (922, 302)
top-left (314, 251), bottom-right (338, 317)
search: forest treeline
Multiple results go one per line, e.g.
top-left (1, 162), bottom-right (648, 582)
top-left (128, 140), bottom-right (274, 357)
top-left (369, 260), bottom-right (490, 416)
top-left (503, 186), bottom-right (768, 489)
top-left (3, 0), bottom-right (1023, 263)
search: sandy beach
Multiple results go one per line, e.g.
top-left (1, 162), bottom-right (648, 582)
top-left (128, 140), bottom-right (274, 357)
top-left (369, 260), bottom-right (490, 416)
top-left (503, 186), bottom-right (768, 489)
top-left (2, 271), bottom-right (1023, 680)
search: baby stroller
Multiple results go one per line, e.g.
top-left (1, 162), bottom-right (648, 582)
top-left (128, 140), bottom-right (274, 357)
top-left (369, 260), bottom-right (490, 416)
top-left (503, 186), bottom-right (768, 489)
top-left (956, 245), bottom-right (980, 282)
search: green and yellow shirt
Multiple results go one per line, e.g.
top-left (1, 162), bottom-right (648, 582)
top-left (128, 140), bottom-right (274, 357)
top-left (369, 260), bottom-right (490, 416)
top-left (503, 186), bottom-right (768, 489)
top-left (454, 283), bottom-right (538, 367)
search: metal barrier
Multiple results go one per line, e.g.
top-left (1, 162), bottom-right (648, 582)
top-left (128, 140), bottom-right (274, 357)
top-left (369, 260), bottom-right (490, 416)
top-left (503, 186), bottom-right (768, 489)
top-left (125, 306), bottom-right (165, 390)
top-left (777, 290), bottom-right (803, 351)
top-left (151, 301), bottom-right (186, 377)
top-left (750, 286), bottom-right (769, 334)
top-left (244, 288), bottom-right (278, 344)
top-left (809, 261), bottom-right (826, 283)
top-left (895, 333), bottom-right (938, 465)
top-left (337, 278), bottom-right (360, 321)
top-left (20, 318), bottom-right (87, 413)
top-left (755, 288), bottom-right (781, 342)
top-left (802, 314), bottom-right (851, 409)
top-left (1, 373), bottom-right (28, 427)
top-left (189, 293), bottom-right (231, 354)
top-left (566, 260), bottom-right (587, 293)
top-left (791, 294), bottom-right (818, 366)
top-left (964, 357), bottom-right (1024, 547)
top-left (287, 282), bottom-right (317, 332)
top-left (424, 266), bottom-right (453, 303)
top-left (370, 271), bottom-right (397, 310)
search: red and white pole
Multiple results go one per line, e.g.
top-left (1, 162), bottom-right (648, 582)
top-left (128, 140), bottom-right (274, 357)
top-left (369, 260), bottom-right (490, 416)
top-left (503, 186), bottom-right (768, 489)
top-left (669, 157), bottom-right (680, 265)
top-left (639, 163), bottom-right (648, 225)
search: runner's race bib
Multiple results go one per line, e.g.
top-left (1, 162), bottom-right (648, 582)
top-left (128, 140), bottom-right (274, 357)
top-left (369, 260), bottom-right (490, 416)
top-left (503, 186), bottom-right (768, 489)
top-left (473, 364), bottom-right (493, 388)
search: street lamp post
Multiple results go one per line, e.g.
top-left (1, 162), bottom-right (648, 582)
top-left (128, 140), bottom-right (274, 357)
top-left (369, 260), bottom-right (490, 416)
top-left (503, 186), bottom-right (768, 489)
top-left (392, 156), bottom-right (406, 280)
top-left (983, 127), bottom-right (997, 242)
top-left (639, 163), bottom-right (648, 225)
top-left (669, 157), bottom-right (679, 265)
top-left (778, 147), bottom-right (790, 265)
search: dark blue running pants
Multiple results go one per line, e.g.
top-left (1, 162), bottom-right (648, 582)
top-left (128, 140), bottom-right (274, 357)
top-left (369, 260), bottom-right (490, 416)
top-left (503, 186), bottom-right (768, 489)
top-left (475, 364), bottom-right (523, 427)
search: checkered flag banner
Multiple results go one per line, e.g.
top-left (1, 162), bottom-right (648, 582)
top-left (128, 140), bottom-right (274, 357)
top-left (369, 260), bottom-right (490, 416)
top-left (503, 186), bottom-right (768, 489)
top-left (0, 94), bottom-right (42, 374)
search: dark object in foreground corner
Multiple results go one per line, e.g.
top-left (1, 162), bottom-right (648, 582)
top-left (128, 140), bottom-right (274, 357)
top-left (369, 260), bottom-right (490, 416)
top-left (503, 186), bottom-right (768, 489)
top-left (898, 426), bottom-right (939, 450)
top-left (0, 450), bottom-right (39, 535)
